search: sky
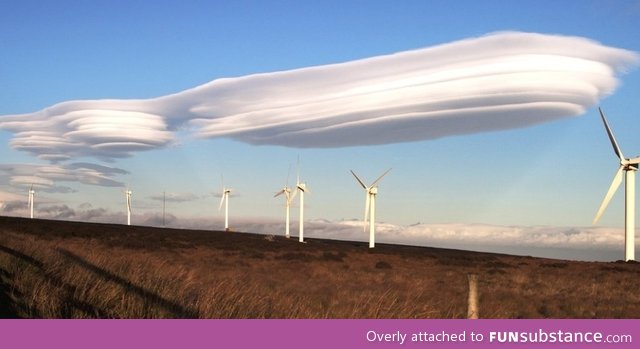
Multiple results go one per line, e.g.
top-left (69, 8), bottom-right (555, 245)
top-left (2, 0), bottom-right (640, 261)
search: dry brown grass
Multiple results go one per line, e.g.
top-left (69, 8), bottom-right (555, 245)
top-left (1, 216), bottom-right (639, 319)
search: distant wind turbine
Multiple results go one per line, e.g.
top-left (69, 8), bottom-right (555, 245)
top-left (219, 176), bottom-right (232, 232)
top-left (125, 188), bottom-right (132, 226)
top-left (274, 174), bottom-right (296, 238)
top-left (350, 168), bottom-right (392, 248)
top-left (593, 108), bottom-right (638, 261)
top-left (27, 184), bottom-right (35, 219)
top-left (296, 161), bottom-right (309, 243)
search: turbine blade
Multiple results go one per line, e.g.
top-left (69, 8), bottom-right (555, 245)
top-left (599, 108), bottom-right (625, 161)
top-left (350, 170), bottom-right (367, 189)
top-left (296, 155), bottom-right (300, 185)
top-left (274, 189), bottom-right (285, 198)
top-left (218, 193), bottom-right (225, 211)
top-left (290, 188), bottom-right (298, 202)
top-left (370, 168), bottom-right (392, 188)
top-left (364, 193), bottom-right (371, 232)
top-left (593, 166), bottom-right (624, 225)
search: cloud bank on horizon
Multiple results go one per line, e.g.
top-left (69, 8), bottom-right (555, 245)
top-left (0, 199), bottom-right (623, 260)
top-left (1, 31), bottom-right (638, 163)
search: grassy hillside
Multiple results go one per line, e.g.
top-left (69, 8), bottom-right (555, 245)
top-left (0, 216), bottom-right (639, 319)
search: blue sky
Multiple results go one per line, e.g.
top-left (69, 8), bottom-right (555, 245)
top-left (2, 1), bottom-right (640, 260)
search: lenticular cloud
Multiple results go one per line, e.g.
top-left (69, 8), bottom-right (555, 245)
top-left (1, 32), bottom-right (637, 160)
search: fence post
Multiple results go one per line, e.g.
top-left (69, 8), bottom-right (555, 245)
top-left (467, 273), bottom-right (479, 319)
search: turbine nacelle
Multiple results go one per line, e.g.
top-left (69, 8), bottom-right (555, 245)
top-left (274, 187), bottom-right (291, 197)
top-left (124, 190), bottom-right (132, 207)
top-left (276, 186), bottom-right (296, 205)
top-left (218, 188), bottom-right (231, 210)
top-left (621, 158), bottom-right (640, 170)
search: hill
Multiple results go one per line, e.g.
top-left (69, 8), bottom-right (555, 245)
top-left (0, 215), bottom-right (639, 319)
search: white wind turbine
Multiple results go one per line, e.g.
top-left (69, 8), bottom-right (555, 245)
top-left (219, 176), bottom-right (232, 232)
top-left (350, 168), bottom-right (392, 248)
top-left (274, 173), bottom-right (296, 238)
top-left (296, 167), bottom-right (309, 243)
top-left (593, 107), bottom-right (639, 261)
top-left (125, 188), bottom-right (132, 226)
top-left (27, 184), bottom-right (35, 219)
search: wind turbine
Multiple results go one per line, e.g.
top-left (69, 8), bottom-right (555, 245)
top-left (274, 177), bottom-right (296, 238)
top-left (350, 168), bottom-right (392, 248)
top-left (219, 176), bottom-right (232, 232)
top-left (296, 164), bottom-right (309, 243)
top-left (27, 184), bottom-right (35, 219)
top-left (125, 188), bottom-right (132, 226)
top-left (593, 108), bottom-right (639, 261)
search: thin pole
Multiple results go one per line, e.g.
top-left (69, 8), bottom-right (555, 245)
top-left (163, 191), bottom-right (166, 227)
top-left (467, 274), bottom-right (479, 319)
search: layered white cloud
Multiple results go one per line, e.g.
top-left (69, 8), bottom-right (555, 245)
top-left (1, 32), bottom-right (637, 161)
top-left (0, 163), bottom-right (127, 191)
top-left (148, 192), bottom-right (200, 203)
top-left (187, 33), bottom-right (638, 147)
top-left (1, 101), bottom-right (174, 161)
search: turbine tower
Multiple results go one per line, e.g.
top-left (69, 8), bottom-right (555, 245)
top-left (593, 107), bottom-right (638, 261)
top-left (296, 181), bottom-right (309, 243)
top-left (275, 184), bottom-right (296, 238)
top-left (350, 168), bottom-right (392, 248)
top-left (125, 189), bottom-right (132, 226)
top-left (27, 184), bottom-right (35, 219)
top-left (219, 176), bottom-right (232, 232)
top-left (296, 168), bottom-right (309, 243)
